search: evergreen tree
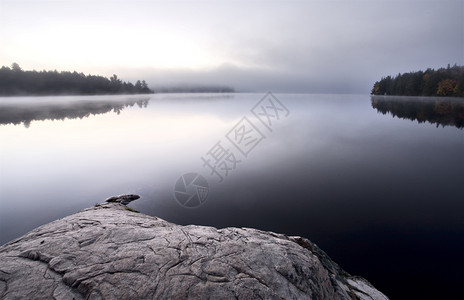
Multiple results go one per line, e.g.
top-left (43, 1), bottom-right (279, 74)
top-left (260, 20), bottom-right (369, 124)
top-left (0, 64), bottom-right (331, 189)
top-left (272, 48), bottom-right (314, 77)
top-left (371, 65), bottom-right (464, 97)
top-left (0, 64), bottom-right (154, 96)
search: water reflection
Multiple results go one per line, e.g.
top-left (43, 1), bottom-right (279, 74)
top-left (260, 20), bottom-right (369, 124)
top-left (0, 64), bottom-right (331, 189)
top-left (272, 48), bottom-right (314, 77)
top-left (371, 95), bottom-right (464, 129)
top-left (0, 94), bottom-right (463, 299)
top-left (0, 95), bottom-right (150, 128)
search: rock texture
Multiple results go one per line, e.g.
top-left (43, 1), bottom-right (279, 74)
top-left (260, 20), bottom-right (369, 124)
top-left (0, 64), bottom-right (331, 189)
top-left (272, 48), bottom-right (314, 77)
top-left (0, 202), bottom-right (388, 299)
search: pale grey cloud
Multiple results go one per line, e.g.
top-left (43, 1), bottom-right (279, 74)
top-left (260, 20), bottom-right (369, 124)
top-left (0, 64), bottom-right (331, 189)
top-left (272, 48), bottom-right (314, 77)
top-left (1, 0), bottom-right (462, 93)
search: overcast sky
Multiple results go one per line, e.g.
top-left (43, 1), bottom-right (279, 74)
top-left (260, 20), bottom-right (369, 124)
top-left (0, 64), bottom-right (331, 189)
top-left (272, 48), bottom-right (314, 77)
top-left (0, 0), bottom-right (462, 93)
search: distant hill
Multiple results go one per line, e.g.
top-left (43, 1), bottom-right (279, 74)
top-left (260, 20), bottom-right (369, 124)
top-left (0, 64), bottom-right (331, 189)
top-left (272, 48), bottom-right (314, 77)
top-left (371, 64), bottom-right (464, 97)
top-left (153, 85), bottom-right (235, 93)
top-left (0, 63), bottom-right (153, 96)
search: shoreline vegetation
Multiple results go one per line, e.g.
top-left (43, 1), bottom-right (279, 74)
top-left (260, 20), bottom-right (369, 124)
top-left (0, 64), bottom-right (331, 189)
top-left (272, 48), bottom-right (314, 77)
top-left (371, 64), bottom-right (464, 97)
top-left (0, 63), bottom-right (153, 96)
top-left (0, 63), bottom-right (235, 96)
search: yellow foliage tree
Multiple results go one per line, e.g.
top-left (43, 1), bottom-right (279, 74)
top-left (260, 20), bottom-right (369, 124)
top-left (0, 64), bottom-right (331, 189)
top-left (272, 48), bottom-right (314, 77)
top-left (436, 79), bottom-right (457, 96)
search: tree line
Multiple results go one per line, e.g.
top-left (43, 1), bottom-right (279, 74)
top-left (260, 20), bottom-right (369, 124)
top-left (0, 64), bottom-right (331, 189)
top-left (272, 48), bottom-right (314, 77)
top-left (0, 63), bottom-right (153, 96)
top-left (371, 64), bottom-right (464, 97)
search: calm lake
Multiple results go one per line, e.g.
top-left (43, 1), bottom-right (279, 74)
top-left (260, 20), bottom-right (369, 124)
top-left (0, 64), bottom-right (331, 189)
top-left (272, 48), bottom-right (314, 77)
top-left (0, 93), bottom-right (463, 299)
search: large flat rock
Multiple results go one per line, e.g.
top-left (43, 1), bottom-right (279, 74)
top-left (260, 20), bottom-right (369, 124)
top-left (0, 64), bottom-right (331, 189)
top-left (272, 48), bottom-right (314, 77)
top-left (0, 203), bottom-right (388, 299)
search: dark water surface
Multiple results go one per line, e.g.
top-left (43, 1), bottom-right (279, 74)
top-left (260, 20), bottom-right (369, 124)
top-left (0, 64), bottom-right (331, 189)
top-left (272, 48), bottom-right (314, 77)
top-left (1, 93), bottom-right (463, 299)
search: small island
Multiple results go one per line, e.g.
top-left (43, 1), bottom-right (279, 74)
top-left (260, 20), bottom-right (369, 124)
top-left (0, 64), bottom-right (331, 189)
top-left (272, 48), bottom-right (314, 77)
top-left (371, 64), bottom-right (464, 97)
top-left (0, 63), bottom-right (153, 96)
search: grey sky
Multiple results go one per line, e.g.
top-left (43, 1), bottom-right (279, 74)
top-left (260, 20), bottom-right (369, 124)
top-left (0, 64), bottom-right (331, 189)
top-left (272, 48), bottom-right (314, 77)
top-left (0, 0), bottom-right (462, 93)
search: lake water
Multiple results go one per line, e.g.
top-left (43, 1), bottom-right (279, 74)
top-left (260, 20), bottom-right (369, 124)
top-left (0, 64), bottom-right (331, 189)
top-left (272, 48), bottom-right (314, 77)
top-left (1, 93), bottom-right (463, 299)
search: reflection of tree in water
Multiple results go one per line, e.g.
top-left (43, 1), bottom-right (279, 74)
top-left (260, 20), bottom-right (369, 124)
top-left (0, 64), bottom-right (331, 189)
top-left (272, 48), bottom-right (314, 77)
top-left (0, 97), bottom-right (150, 128)
top-left (371, 96), bottom-right (464, 129)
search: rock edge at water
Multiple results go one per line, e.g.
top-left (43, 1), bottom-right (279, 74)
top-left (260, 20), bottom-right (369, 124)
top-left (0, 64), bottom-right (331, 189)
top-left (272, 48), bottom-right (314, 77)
top-left (0, 202), bottom-right (388, 299)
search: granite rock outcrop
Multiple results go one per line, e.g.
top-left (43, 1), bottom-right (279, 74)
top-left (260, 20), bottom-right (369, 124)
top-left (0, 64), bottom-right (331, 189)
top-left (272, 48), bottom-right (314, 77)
top-left (0, 201), bottom-right (388, 299)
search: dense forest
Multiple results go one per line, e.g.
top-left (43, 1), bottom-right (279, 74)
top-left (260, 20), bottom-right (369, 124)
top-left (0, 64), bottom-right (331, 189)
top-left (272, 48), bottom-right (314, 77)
top-left (371, 64), bottom-right (464, 97)
top-left (0, 63), bottom-right (153, 96)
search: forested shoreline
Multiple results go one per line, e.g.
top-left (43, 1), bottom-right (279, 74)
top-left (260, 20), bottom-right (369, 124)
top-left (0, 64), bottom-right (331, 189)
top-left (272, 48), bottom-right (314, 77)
top-left (0, 63), bottom-right (153, 96)
top-left (371, 65), bottom-right (464, 97)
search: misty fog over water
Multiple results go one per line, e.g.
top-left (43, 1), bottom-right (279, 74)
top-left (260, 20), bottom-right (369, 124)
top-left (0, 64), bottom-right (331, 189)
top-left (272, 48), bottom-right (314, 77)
top-left (0, 93), bottom-right (463, 299)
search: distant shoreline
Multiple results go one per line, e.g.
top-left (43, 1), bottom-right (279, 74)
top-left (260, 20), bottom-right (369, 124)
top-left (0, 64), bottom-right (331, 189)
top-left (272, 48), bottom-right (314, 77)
top-left (0, 63), bottom-right (236, 97)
